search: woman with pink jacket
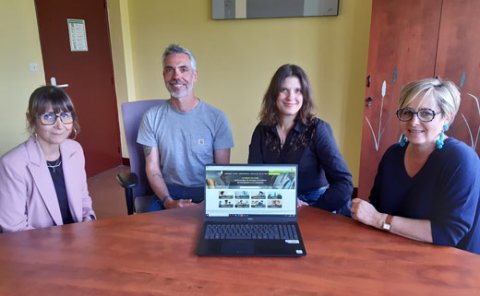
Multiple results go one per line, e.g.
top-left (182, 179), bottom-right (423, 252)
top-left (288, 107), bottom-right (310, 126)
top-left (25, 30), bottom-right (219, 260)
top-left (0, 86), bottom-right (96, 232)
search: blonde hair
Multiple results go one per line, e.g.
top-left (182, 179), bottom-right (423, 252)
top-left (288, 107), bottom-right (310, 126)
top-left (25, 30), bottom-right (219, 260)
top-left (399, 78), bottom-right (461, 123)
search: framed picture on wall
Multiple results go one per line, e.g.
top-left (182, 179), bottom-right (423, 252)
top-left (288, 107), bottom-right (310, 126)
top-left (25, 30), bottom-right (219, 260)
top-left (212, 0), bottom-right (339, 20)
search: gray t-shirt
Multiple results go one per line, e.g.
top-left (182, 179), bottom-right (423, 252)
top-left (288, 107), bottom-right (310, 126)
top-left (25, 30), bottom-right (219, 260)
top-left (137, 99), bottom-right (234, 187)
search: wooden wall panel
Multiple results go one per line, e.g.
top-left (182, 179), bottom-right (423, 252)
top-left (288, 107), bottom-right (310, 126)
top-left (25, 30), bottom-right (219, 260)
top-left (358, 0), bottom-right (441, 198)
top-left (435, 0), bottom-right (480, 155)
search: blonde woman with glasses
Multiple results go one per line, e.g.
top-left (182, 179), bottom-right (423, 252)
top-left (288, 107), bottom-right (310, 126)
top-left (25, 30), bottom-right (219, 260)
top-left (351, 78), bottom-right (480, 254)
top-left (0, 86), bottom-right (95, 232)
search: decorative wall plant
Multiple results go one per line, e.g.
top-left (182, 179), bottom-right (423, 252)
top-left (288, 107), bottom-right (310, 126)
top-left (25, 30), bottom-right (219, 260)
top-left (365, 80), bottom-right (388, 151)
top-left (461, 93), bottom-right (480, 150)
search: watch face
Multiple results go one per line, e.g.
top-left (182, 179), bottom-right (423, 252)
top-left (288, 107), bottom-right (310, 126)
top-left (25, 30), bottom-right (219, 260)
top-left (382, 223), bottom-right (391, 231)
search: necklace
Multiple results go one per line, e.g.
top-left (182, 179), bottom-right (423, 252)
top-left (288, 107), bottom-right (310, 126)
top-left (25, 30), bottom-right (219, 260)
top-left (47, 157), bottom-right (62, 173)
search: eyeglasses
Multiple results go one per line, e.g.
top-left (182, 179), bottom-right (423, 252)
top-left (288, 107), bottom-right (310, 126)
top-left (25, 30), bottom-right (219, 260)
top-left (39, 112), bottom-right (74, 125)
top-left (396, 108), bottom-right (440, 123)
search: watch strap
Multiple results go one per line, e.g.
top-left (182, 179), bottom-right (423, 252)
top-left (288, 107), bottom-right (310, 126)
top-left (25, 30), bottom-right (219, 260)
top-left (382, 214), bottom-right (393, 231)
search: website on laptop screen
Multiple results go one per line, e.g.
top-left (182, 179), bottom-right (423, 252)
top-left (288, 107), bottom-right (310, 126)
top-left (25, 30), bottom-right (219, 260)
top-left (205, 165), bottom-right (297, 217)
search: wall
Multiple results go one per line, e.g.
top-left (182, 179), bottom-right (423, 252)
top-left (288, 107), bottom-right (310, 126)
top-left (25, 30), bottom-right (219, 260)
top-left (0, 0), bottom-right (371, 186)
top-left (0, 0), bottom-right (45, 154)
top-left (123, 0), bottom-right (371, 184)
top-left (107, 0), bottom-right (132, 161)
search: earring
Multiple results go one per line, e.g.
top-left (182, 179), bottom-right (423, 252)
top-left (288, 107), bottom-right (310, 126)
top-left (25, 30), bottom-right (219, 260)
top-left (399, 134), bottom-right (408, 147)
top-left (32, 130), bottom-right (38, 142)
top-left (436, 123), bottom-right (448, 149)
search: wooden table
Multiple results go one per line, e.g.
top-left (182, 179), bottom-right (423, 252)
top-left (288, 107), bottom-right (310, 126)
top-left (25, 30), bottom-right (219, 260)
top-left (0, 206), bottom-right (479, 295)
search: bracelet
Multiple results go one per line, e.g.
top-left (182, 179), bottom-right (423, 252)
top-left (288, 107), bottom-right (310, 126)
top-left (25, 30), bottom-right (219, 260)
top-left (160, 195), bottom-right (171, 206)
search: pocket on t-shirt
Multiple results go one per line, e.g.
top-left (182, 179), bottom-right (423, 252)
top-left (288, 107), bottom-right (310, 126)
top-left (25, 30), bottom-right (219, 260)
top-left (190, 134), bottom-right (213, 160)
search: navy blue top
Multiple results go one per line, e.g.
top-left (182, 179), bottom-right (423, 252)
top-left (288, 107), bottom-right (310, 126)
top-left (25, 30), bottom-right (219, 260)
top-left (248, 117), bottom-right (353, 212)
top-left (370, 138), bottom-right (480, 254)
top-left (47, 158), bottom-right (74, 225)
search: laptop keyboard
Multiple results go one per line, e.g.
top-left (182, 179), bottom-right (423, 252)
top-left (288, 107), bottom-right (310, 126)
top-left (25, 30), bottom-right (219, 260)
top-left (204, 224), bottom-right (299, 240)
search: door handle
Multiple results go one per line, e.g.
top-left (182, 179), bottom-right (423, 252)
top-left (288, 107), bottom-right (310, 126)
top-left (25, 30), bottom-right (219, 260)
top-left (50, 77), bottom-right (69, 88)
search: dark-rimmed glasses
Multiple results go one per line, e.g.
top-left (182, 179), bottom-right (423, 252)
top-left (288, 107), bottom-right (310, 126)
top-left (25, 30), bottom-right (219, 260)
top-left (39, 112), bottom-right (74, 125)
top-left (396, 108), bottom-right (440, 123)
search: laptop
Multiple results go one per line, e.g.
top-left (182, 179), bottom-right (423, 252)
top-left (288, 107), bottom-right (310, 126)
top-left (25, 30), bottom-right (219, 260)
top-left (196, 164), bottom-right (306, 257)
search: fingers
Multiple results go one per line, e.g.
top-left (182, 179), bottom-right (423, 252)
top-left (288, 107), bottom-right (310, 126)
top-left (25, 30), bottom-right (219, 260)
top-left (297, 199), bottom-right (309, 208)
top-left (165, 198), bottom-right (193, 209)
top-left (350, 198), bottom-right (363, 220)
top-left (350, 200), bottom-right (357, 215)
top-left (178, 199), bottom-right (194, 208)
top-left (296, 198), bottom-right (308, 208)
top-left (350, 207), bottom-right (357, 220)
top-left (351, 198), bottom-right (362, 206)
top-left (350, 199), bottom-right (380, 227)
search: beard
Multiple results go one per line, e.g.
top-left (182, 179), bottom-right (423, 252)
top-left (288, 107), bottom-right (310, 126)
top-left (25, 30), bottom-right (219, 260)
top-left (166, 80), bottom-right (194, 99)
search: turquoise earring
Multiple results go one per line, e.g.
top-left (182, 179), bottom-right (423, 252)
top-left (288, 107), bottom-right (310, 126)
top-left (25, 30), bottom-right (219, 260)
top-left (399, 134), bottom-right (408, 147)
top-left (436, 123), bottom-right (449, 149)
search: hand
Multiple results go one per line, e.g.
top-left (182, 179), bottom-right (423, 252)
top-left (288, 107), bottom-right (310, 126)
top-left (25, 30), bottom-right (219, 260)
top-left (163, 197), bottom-right (194, 209)
top-left (297, 198), bottom-right (309, 208)
top-left (350, 198), bottom-right (384, 229)
top-left (82, 215), bottom-right (95, 222)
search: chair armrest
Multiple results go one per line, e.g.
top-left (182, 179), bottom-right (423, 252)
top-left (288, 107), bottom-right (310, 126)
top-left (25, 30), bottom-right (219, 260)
top-left (117, 172), bottom-right (138, 215)
top-left (116, 172), bottom-right (138, 189)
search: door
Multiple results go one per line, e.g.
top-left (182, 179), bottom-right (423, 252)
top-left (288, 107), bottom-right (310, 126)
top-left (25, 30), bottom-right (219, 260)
top-left (35, 0), bottom-right (121, 177)
top-left (358, 0), bottom-right (442, 198)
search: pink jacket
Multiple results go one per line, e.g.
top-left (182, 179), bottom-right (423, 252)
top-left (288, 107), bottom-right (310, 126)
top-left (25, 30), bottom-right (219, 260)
top-left (0, 137), bottom-right (96, 232)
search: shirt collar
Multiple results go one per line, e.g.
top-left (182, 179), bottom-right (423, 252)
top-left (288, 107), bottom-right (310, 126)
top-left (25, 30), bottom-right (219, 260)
top-left (267, 121), bottom-right (306, 134)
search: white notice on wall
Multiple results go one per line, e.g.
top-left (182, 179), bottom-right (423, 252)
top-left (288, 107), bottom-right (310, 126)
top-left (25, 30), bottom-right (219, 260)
top-left (67, 19), bottom-right (88, 52)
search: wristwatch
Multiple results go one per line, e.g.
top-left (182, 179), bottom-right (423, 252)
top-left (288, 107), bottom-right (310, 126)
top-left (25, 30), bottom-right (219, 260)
top-left (382, 215), bottom-right (393, 231)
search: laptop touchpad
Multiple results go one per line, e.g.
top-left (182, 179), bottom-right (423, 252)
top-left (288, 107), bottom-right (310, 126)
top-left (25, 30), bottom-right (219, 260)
top-left (221, 240), bottom-right (255, 255)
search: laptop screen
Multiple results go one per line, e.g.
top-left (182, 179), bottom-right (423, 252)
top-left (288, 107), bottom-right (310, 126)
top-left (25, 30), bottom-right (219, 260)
top-left (205, 164), bottom-right (297, 217)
